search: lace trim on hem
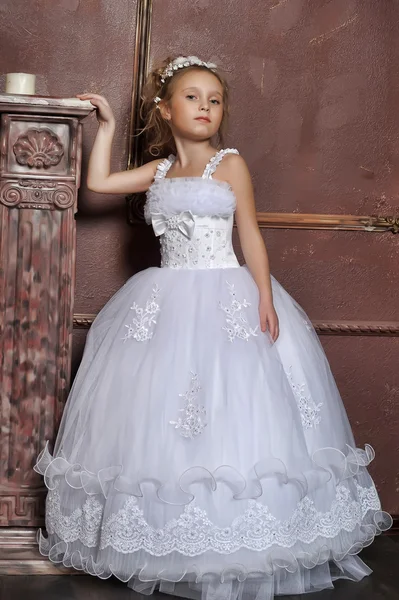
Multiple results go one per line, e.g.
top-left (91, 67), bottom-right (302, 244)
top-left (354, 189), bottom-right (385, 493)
top-left (43, 481), bottom-right (389, 557)
top-left (36, 507), bottom-right (390, 584)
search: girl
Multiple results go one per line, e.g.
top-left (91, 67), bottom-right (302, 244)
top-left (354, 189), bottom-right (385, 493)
top-left (35, 55), bottom-right (391, 600)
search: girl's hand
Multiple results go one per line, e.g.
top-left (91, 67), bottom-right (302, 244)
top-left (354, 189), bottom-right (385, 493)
top-left (76, 93), bottom-right (115, 127)
top-left (259, 298), bottom-right (279, 342)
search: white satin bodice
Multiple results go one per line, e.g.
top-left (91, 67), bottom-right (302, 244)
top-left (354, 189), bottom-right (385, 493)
top-left (145, 149), bottom-right (240, 270)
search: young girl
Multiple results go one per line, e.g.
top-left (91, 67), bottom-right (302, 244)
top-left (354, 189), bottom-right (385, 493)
top-left (35, 55), bottom-right (392, 600)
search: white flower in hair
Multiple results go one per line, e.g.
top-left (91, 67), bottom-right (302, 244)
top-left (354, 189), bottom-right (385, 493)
top-left (160, 55), bottom-right (217, 83)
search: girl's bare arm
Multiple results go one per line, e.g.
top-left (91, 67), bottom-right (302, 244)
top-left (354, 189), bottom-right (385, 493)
top-left (218, 154), bottom-right (279, 340)
top-left (77, 93), bottom-right (161, 194)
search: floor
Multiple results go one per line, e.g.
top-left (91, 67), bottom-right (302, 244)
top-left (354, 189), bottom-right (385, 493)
top-left (1, 536), bottom-right (399, 600)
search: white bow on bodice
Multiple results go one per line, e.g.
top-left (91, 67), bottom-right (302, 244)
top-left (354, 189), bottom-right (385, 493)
top-left (151, 210), bottom-right (195, 239)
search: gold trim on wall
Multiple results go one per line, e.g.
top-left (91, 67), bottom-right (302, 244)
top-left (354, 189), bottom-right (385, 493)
top-left (313, 321), bottom-right (399, 336)
top-left (257, 213), bottom-right (399, 233)
top-left (73, 314), bottom-right (399, 336)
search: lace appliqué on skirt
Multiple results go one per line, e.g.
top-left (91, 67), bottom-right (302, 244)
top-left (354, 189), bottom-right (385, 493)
top-left (170, 373), bottom-right (207, 438)
top-left (46, 481), bottom-right (381, 556)
top-left (219, 282), bottom-right (258, 342)
top-left (285, 367), bottom-right (322, 429)
top-left (123, 285), bottom-right (160, 342)
top-left (46, 487), bottom-right (102, 547)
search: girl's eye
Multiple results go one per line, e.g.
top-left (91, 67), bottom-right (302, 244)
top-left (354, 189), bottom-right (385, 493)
top-left (185, 95), bottom-right (220, 105)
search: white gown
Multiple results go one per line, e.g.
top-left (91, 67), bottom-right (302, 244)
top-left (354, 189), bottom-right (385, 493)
top-left (35, 148), bottom-right (392, 600)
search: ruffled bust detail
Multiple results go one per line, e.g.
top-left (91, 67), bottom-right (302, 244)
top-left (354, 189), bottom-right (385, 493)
top-left (145, 178), bottom-right (237, 224)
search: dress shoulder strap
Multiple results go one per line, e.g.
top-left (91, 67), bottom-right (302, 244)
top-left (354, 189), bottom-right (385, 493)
top-left (154, 154), bottom-right (176, 180)
top-left (202, 148), bottom-right (239, 179)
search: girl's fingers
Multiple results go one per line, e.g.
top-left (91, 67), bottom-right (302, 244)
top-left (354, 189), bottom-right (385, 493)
top-left (259, 309), bottom-right (279, 341)
top-left (76, 92), bottom-right (100, 98)
top-left (266, 318), bottom-right (278, 342)
top-left (76, 93), bottom-right (108, 105)
top-left (259, 312), bottom-right (267, 332)
top-left (76, 95), bottom-right (99, 106)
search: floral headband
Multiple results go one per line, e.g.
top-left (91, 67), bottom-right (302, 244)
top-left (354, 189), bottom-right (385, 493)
top-left (154, 55), bottom-right (217, 105)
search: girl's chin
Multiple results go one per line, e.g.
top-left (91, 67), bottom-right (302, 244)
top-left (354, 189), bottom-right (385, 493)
top-left (174, 130), bottom-right (215, 142)
top-left (192, 124), bottom-right (219, 137)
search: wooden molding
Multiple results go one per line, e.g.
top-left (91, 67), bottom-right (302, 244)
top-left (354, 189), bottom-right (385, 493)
top-left (312, 321), bottom-right (399, 336)
top-left (256, 213), bottom-right (399, 233)
top-left (126, 0), bottom-right (153, 225)
top-left (72, 314), bottom-right (95, 329)
top-left (127, 0), bottom-right (153, 171)
top-left (73, 314), bottom-right (399, 337)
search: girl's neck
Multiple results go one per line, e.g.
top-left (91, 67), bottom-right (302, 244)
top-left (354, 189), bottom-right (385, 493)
top-left (173, 139), bottom-right (217, 168)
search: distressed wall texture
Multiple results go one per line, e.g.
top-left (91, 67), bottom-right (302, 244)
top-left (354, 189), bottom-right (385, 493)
top-left (0, 0), bottom-right (138, 317)
top-left (0, 0), bottom-right (398, 512)
top-left (151, 0), bottom-right (399, 318)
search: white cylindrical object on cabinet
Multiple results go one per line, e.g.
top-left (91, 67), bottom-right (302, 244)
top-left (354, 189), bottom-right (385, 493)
top-left (5, 73), bottom-right (36, 95)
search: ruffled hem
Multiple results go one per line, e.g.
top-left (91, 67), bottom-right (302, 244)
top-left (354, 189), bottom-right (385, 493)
top-left (35, 441), bottom-right (392, 599)
top-left (37, 531), bottom-right (378, 599)
top-left (35, 440), bottom-right (382, 503)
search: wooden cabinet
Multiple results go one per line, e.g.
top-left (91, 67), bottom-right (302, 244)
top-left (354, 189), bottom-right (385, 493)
top-left (0, 95), bottom-right (92, 571)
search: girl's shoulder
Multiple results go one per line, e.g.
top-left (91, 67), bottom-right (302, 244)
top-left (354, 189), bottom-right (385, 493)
top-left (141, 157), bottom-right (170, 182)
top-left (219, 150), bottom-right (245, 167)
top-left (147, 157), bottom-right (167, 170)
top-left (215, 149), bottom-right (250, 180)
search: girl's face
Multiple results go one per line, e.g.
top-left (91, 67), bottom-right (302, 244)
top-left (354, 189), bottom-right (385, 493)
top-left (162, 69), bottom-right (224, 141)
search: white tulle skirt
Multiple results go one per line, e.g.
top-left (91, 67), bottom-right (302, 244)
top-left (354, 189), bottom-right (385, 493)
top-left (35, 266), bottom-right (392, 599)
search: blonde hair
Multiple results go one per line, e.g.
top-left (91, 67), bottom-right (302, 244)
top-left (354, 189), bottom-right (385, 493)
top-left (139, 56), bottom-right (230, 157)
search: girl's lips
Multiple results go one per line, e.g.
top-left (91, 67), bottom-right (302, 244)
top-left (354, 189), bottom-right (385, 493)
top-left (195, 117), bottom-right (211, 123)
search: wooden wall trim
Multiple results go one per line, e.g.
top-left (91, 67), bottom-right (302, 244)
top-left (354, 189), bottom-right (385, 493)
top-left (257, 213), bottom-right (399, 233)
top-left (73, 314), bottom-right (399, 336)
top-left (312, 321), bottom-right (399, 336)
top-left (127, 0), bottom-right (153, 170)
